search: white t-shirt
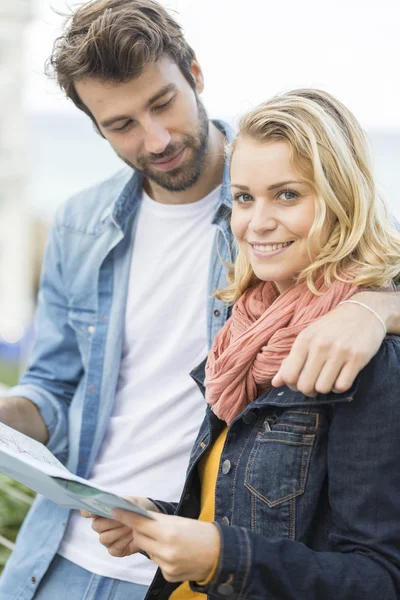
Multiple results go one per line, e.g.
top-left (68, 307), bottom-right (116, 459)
top-left (58, 185), bottom-right (221, 584)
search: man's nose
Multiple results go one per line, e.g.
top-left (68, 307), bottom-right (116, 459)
top-left (142, 120), bottom-right (171, 154)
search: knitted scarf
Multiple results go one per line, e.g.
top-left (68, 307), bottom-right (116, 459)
top-left (205, 277), bottom-right (358, 424)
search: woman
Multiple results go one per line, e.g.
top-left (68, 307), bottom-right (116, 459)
top-left (88, 89), bottom-right (400, 599)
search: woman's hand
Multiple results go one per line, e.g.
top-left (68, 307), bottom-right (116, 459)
top-left (81, 496), bottom-right (159, 558)
top-left (110, 508), bottom-right (220, 583)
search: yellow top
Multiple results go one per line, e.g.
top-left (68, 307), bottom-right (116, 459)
top-left (169, 426), bottom-right (229, 600)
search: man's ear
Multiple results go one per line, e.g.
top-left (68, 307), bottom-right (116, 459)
top-left (190, 58), bottom-right (204, 94)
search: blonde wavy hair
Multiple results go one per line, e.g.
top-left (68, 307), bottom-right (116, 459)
top-left (219, 88), bottom-right (400, 303)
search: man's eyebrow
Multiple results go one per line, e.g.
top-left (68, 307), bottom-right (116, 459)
top-left (147, 83), bottom-right (176, 106)
top-left (100, 84), bottom-right (176, 129)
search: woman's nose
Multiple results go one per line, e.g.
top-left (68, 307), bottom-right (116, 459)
top-left (248, 201), bottom-right (278, 234)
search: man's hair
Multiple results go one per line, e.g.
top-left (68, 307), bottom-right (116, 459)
top-left (218, 88), bottom-right (400, 302)
top-left (47, 0), bottom-right (196, 118)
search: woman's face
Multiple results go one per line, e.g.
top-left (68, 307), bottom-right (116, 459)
top-left (230, 138), bottom-right (320, 293)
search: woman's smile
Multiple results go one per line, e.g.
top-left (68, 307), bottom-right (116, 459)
top-left (250, 240), bottom-right (294, 258)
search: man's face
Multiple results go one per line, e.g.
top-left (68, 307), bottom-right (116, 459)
top-left (75, 57), bottom-right (209, 192)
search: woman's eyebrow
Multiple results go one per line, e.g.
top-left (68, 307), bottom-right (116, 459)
top-left (230, 184), bottom-right (250, 190)
top-left (230, 180), bottom-right (304, 191)
top-left (267, 180), bottom-right (303, 190)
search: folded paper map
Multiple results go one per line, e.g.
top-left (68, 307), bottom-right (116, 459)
top-left (0, 421), bottom-right (153, 519)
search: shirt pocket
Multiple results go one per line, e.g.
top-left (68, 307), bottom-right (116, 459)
top-left (245, 410), bottom-right (317, 507)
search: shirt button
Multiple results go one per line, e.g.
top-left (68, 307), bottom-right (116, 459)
top-left (243, 411), bottom-right (257, 424)
top-left (88, 325), bottom-right (95, 335)
top-left (213, 309), bottom-right (221, 317)
top-left (88, 385), bottom-right (97, 394)
top-left (98, 314), bottom-right (108, 323)
top-left (221, 516), bottom-right (230, 526)
top-left (217, 583), bottom-right (234, 596)
top-left (222, 459), bottom-right (231, 475)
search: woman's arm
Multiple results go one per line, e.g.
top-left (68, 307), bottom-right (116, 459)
top-left (191, 337), bottom-right (400, 599)
top-left (109, 338), bottom-right (400, 599)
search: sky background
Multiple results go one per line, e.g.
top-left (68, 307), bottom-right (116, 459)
top-left (17, 0), bottom-right (400, 222)
top-left (24, 0), bottom-right (400, 131)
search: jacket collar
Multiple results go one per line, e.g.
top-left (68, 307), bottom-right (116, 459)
top-left (190, 357), bottom-right (360, 408)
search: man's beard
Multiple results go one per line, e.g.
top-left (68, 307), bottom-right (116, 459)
top-left (118, 98), bottom-right (210, 192)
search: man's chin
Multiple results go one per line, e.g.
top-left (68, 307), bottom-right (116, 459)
top-left (143, 166), bottom-right (202, 192)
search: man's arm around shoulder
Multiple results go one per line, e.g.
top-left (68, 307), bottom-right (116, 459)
top-left (272, 289), bottom-right (400, 396)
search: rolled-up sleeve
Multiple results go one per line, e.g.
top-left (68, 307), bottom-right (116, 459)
top-left (6, 211), bottom-right (83, 457)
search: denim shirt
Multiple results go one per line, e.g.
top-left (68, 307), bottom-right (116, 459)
top-left (0, 121), bottom-right (235, 600)
top-left (147, 337), bottom-right (400, 600)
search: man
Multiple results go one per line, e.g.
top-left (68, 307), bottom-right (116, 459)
top-left (0, 1), bottom-right (399, 599)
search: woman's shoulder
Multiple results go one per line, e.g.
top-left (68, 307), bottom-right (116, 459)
top-left (356, 334), bottom-right (400, 397)
top-left (329, 335), bottom-right (400, 442)
top-left (371, 334), bottom-right (400, 363)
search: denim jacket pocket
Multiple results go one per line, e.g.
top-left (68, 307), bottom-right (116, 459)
top-left (245, 422), bottom-right (315, 508)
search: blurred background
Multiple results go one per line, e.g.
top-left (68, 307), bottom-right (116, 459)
top-left (0, 0), bottom-right (399, 567)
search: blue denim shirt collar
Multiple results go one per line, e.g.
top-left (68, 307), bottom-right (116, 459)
top-left (105, 119), bottom-right (234, 233)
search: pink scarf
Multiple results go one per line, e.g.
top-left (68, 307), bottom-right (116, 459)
top-left (205, 277), bottom-right (358, 424)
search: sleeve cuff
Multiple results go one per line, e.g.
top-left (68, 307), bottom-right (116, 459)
top-left (148, 499), bottom-right (178, 515)
top-left (5, 384), bottom-right (67, 455)
top-left (190, 524), bottom-right (251, 597)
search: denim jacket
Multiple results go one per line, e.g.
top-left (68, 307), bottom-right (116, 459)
top-left (0, 121), bottom-right (235, 600)
top-left (146, 336), bottom-right (400, 600)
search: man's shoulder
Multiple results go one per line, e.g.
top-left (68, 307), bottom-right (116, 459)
top-left (55, 167), bottom-right (136, 234)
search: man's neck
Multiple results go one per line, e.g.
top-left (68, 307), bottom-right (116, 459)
top-left (143, 122), bottom-right (225, 205)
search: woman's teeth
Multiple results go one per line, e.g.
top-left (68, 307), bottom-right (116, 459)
top-left (252, 241), bottom-right (293, 253)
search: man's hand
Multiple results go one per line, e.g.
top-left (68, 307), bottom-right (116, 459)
top-left (109, 509), bottom-right (220, 583)
top-left (81, 497), bottom-right (160, 558)
top-left (272, 292), bottom-right (389, 396)
top-left (0, 397), bottom-right (48, 443)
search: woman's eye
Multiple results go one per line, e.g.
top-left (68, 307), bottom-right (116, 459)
top-left (234, 193), bottom-right (253, 203)
top-left (278, 190), bottom-right (298, 202)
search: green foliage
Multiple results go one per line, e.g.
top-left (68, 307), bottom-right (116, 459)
top-left (0, 475), bottom-right (35, 571)
top-left (0, 360), bottom-right (20, 388)
top-left (0, 359), bottom-right (35, 571)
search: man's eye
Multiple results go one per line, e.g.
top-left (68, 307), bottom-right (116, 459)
top-left (112, 121), bottom-right (133, 132)
top-left (153, 97), bottom-right (173, 112)
top-left (234, 193), bottom-right (253, 203)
